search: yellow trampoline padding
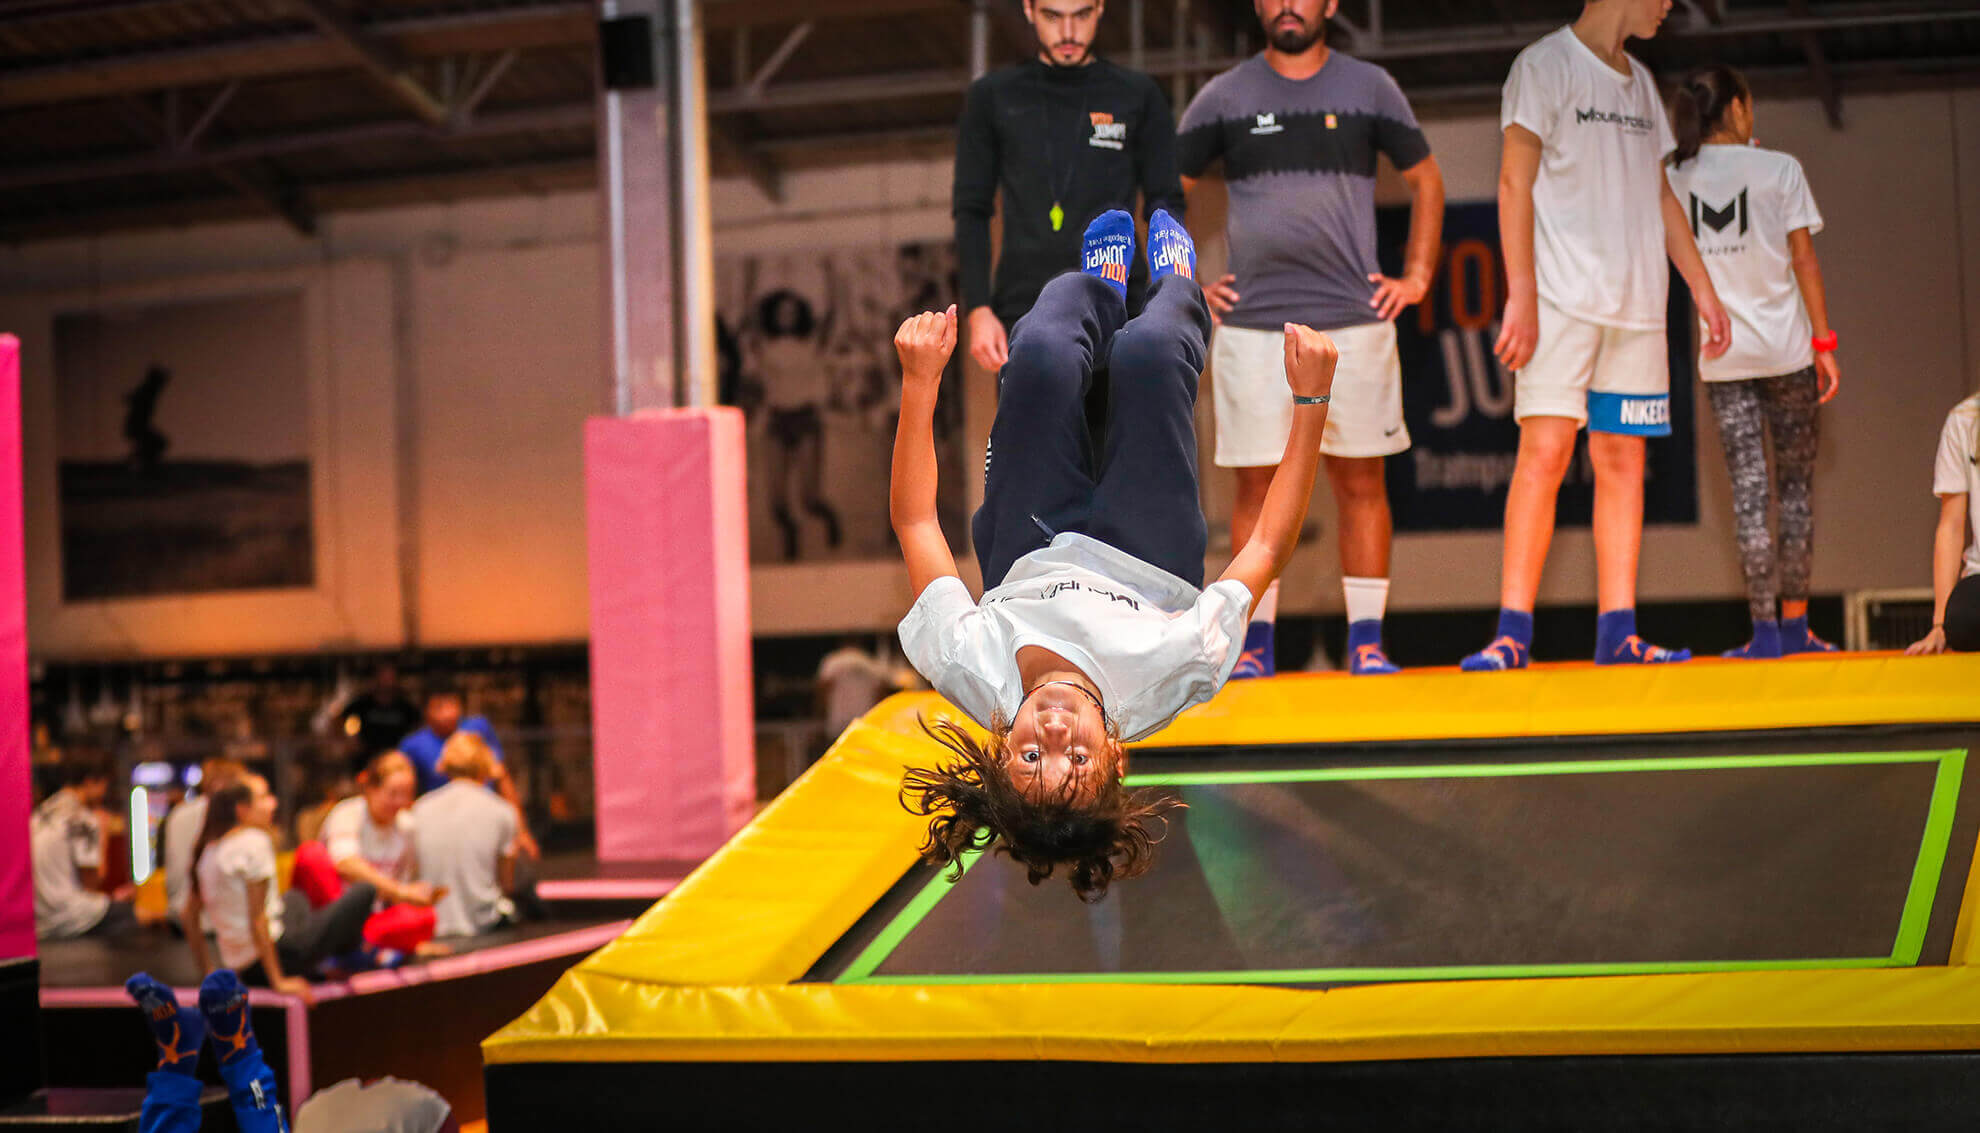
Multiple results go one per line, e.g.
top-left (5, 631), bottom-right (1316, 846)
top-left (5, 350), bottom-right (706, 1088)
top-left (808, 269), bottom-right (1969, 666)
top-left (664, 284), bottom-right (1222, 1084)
top-left (487, 653), bottom-right (1980, 1069)
top-left (484, 965), bottom-right (1980, 1064)
top-left (1141, 653), bottom-right (1980, 748)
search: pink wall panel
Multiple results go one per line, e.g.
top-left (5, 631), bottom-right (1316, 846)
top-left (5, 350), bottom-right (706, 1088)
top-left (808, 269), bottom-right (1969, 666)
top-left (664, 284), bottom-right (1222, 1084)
top-left (585, 410), bottom-right (755, 862)
top-left (0, 335), bottom-right (32, 959)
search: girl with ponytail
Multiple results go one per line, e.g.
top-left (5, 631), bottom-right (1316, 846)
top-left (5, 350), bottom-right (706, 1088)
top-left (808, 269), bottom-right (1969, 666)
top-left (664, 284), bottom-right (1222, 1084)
top-left (1665, 65), bottom-right (1842, 657)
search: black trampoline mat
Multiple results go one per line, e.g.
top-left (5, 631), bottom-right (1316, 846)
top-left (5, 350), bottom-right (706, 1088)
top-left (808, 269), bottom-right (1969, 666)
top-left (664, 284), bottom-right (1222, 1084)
top-left (823, 732), bottom-right (1976, 985)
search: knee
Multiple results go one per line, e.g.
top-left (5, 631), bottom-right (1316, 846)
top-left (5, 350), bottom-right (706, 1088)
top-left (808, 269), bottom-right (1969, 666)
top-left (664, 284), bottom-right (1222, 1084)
top-left (1329, 460), bottom-right (1389, 508)
top-left (999, 340), bottom-right (1085, 406)
top-left (1517, 430), bottom-right (1577, 484)
top-left (1587, 433), bottom-right (1645, 480)
top-left (341, 881), bottom-right (379, 909)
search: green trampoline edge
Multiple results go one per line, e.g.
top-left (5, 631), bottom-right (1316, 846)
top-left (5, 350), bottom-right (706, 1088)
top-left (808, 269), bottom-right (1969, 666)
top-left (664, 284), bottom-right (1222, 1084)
top-left (1890, 749), bottom-right (1967, 965)
top-left (834, 748), bottom-right (1970, 986)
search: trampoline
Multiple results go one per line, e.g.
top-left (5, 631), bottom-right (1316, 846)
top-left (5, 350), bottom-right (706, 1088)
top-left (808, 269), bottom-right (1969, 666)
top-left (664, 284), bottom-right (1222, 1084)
top-left (484, 656), bottom-right (1980, 1130)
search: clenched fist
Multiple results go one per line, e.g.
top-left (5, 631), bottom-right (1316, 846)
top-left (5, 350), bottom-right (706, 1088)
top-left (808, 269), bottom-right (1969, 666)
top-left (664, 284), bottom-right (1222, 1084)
top-left (895, 304), bottom-right (958, 389)
top-left (1282, 323), bottom-right (1339, 402)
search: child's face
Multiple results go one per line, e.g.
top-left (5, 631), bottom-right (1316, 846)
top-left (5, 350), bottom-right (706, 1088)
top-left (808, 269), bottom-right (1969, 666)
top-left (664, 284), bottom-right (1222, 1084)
top-left (1001, 684), bottom-right (1122, 802)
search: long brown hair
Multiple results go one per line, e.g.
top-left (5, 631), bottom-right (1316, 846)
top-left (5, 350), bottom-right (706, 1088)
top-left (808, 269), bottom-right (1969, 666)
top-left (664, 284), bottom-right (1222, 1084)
top-left (898, 716), bottom-right (1180, 903)
top-left (191, 781), bottom-right (256, 872)
top-left (1669, 65), bottom-right (1750, 167)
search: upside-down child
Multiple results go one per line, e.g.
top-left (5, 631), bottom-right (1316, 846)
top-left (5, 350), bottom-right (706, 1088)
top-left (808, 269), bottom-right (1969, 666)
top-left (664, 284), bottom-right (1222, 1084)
top-left (890, 208), bottom-right (1337, 901)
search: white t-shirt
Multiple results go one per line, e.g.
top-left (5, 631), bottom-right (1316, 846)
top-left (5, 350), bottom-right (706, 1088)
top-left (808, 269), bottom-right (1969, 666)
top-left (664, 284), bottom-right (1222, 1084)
top-left (195, 827), bottom-right (285, 971)
top-left (163, 795), bottom-right (208, 922)
top-left (1933, 395), bottom-right (1980, 578)
top-left (411, 780), bottom-right (517, 938)
top-left (1666, 144), bottom-right (1824, 381)
top-left (30, 791), bottom-right (110, 940)
top-left (296, 1077), bottom-right (451, 1133)
top-left (321, 796), bottom-right (415, 882)
top-left (1502, 27), bottom-right (1676, 330)
top-left (897, 533), bottom-right (1251, 742)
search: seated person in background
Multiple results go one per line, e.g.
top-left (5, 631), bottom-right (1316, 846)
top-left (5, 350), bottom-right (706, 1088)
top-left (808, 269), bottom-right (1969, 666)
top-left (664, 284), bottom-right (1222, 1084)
top-left (185, 773), bottom-right (372, 998)
top-left (412, 732), bottom-right (523, 938)
top-left (1910, 392), bottom-right (1980, 654)
top-left (399, 684), bottom-right (540, 860)
top-left (399, 685), bottom-right (504, 796)
top-left (162, 757), bottom-right (246, 936)
top-left (33, 758), bottom-right (147, 940)
top-left (291, 752), bottom-right (446, 959)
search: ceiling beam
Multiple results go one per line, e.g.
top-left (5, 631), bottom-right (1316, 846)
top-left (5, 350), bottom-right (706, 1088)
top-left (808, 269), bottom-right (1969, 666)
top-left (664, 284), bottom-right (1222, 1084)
top-left (1784, 0), bottom-right (1845, 128)
top-left (0, 102), bottom-right (595, 192)
top-left (0, 4), bottom-right (594, 110)
top-left (105, 87), bottom-right (317, 235)
top-left (288, 0), bottom-right (450, 126)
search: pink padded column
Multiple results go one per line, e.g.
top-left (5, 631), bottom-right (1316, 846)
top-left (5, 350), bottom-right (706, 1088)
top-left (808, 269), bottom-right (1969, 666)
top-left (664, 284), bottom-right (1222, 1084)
top-left (585, 409), bottom-right (755, 862)
top-left (0, 336), bottom-right (31, 958)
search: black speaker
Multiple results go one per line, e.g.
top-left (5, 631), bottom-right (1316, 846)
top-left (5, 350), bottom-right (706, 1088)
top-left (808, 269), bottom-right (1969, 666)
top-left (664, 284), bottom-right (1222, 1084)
top-left (599, 15), bottom-right (658, 90)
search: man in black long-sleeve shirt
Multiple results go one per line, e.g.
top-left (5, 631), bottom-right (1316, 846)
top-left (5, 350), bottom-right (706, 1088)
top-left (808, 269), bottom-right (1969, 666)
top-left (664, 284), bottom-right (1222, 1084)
top-left (954, 0), bottom-right (1185, 372)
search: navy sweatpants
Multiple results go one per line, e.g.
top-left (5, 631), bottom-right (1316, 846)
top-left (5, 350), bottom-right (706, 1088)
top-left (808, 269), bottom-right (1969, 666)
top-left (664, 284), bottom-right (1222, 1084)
top-left (972, 271), bottom-right (1212, 590)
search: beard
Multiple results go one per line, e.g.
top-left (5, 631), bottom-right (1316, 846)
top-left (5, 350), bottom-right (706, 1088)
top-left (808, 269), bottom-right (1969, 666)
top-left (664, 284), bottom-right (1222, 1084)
top-left (1039, 36), bottom-right (1094, 66)
top-left (1265, 16), bottom-right (1325, 53)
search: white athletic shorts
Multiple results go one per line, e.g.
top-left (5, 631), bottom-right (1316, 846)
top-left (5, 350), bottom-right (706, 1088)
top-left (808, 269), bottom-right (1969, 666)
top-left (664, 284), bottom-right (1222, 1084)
top-left (1209, 320), bottom-right (1408, 467)
top-left (1515, 299), bottom-right (1672, 435)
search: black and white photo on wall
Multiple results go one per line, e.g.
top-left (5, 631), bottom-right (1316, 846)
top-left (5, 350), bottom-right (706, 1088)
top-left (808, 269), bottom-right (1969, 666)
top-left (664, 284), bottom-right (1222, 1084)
top-left (716, 240), bottom-right (968, 564)
top-left (53, 291), bottom-right (316, 601)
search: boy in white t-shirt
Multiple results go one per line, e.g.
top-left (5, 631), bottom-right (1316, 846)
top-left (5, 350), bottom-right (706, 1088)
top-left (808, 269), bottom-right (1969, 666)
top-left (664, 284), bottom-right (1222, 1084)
top-left (893, 210), bottom-right (1336, 901)
top-left (1463, 0), bottom-right (1733, 671)
top-left (1908, 395), bottom-right (1980, 655)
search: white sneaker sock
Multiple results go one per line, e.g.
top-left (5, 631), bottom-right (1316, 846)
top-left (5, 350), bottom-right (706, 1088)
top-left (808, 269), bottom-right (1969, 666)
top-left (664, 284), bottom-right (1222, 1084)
top-left (1343, 576), bottom-right (1390, 625)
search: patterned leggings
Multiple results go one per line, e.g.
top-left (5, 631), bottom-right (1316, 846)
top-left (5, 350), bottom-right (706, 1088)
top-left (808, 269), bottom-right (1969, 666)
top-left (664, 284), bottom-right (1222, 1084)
top-left (1707, 368), bottom-right (1820, 623)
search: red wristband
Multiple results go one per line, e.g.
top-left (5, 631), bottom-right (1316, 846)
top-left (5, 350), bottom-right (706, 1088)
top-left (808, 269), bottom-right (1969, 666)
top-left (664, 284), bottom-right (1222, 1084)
top-left (1812, 331), bottom-right (1838, 352)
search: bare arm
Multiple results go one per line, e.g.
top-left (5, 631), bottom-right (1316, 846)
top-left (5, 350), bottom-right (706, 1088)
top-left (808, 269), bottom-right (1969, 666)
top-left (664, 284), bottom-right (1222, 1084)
top-left (332, 851), bottom-right (428, 906)
top-left (1178, 174), bottom-right (1239, 321)
top-left (183, 887), bottom-right (213, 974)
top-left (1369, 156), bottom-right (1446, 321)
top-left (890, 307), bottom-right (962, 597)
top-left (1217, 327), bottom-right (1338, 614)
top-left (245, 877), bottom-right (313, 1002)
top-left (498, 848), bottom-right (517, 895)
top-left (1660, 177), bottom-right (1731, 359)
top-left (1787, 227), bottom-right (1840, 402)
top-left (1493, 126), bottom-right (1542, 370)
top-left (1908, 494), bottom-right (1970, 655)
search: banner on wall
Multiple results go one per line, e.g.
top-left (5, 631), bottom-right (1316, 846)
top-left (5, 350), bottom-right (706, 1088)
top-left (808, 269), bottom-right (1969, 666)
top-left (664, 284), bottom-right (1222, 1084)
top-left (1375, 201), bottom-right (1698, 532)
top-left (715, 241), bottom-right (968, 564)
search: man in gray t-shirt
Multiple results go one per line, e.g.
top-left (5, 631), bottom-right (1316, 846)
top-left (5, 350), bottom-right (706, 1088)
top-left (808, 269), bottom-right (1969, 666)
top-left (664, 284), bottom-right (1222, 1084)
top-left (1177, 0), bottom-right (1443, 678)
top-left (410, 737), bottom-right (519, 938)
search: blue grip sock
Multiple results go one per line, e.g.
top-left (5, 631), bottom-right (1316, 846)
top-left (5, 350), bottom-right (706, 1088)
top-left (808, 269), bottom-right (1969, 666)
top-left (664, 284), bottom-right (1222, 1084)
top-left (1497, 608), bottom-right (1535, 649)
top-left (1081, 209), bottom-right (1134, 299)
top-left (199, 969), bottom-right (259, 1068)
top-left (1231, 620), bottom-right (1275, 679)
top-left (126, 972), bottom-right (203, 1075)
top-left (1596, 608), bottom-right (1692, 664)
top-left (1724, 619), bottom-right (1782, 659)
top-left (1780, 615), bottom-right (1837, 654)
top-left (1146, 208), bottom-right (1196, 282)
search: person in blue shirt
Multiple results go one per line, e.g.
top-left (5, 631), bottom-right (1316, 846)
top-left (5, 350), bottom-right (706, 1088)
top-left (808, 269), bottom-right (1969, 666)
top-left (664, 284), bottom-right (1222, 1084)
top-left (399, 684), bottom-right (539, 862)
top-left (398, 685), bottom-right (503, 796)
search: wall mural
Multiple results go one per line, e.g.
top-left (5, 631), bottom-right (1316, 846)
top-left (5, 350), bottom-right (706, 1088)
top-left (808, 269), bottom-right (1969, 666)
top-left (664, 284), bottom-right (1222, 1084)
top-left (716, 239), bottom-right (968, 564)
top-left (53, 291), bottom-right (315, 600)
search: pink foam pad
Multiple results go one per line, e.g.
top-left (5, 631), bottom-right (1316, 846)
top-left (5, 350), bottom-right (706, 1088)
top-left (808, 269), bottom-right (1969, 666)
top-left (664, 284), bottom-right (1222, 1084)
top-left (585, 410), bottom-right (756, 861)
top-left (0, 335), bottom-right (30, 960)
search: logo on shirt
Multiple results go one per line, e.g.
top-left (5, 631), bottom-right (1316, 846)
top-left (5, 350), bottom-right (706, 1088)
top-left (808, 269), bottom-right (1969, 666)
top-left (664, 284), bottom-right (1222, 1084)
top-left (1689, 189), bottom-right (1749, 239)
top-left (1250, 112), bottom-right (1284, 135)
top-left (1089, 111), bottom-right (1126, 150)
top-left (1573, 106), bottom-right (1654, 135)
top-left (1325, 113), bottom-right (1338, 129)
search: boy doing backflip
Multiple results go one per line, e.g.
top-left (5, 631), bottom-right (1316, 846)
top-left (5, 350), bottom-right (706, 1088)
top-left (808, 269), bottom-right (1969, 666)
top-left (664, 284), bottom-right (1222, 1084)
top-left (891, 210), bottom-right (1337, 901)
top-left (1463, 0), bottom-right (1732, 670)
